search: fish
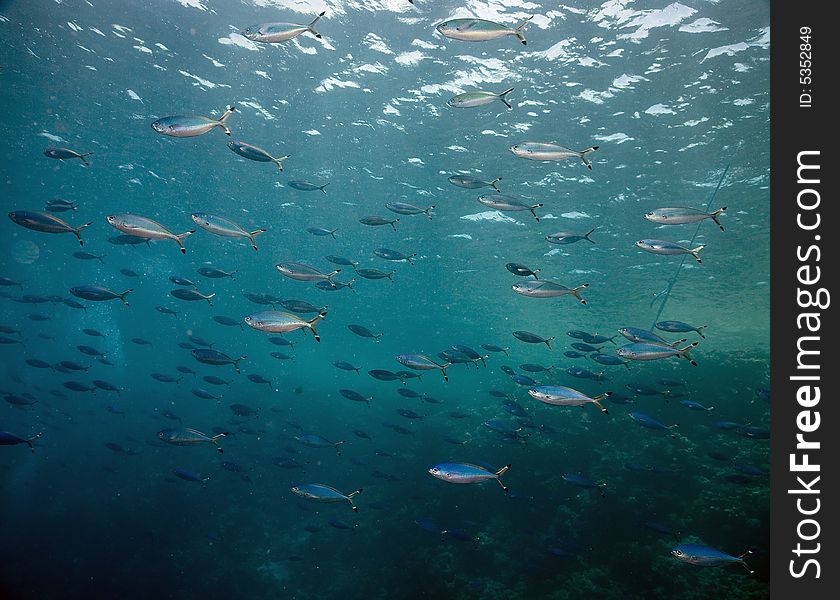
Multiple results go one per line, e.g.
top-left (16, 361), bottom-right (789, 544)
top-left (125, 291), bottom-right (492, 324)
top-left (333, 361), bottom-right (360, 374)
top-left (448, 88), bottom-right (514, 109)
top-left (173, 468), bottom-right (210, 483)
top-left (203, 376), bottom-right (230, 386)
top-left (45, 198), bottom-right (78, 212)
top-left (385, 202), bottom-right (435, 219)
top-left (348, 324), bottom-right (382, 342)
top-left (478, 194), bottom-right (542, 222)
top-left (374, 248), bottom-right (416, 263)
top-left (512, 330), bottom-right (554, 348)
top-left (44, 146), bottom-right (92, 165)
top-left (0, 431), bottom-right (42, 452)
top-left (157, 427), bottom-right (227, 452)
top-left (617, 341), bottom-right (699, 366)
top-left (276, 262), bottom-right (340, 285)
top-left (395, 354), bottom-right (449, 382)
top-left (279, 299), bottom-right (326, 314)
top-left (512, 280), bottom-right (588, 304)
top-left (545, 228), bottom-right (596, 245)
top-left (191, 213), bottom-right (266, 251)
top-left (295, 433), bottom-right (345, 455)
top-left (671, 544), bottom-right (754, 573)
top-left (451, 345), bottom-right (486, 367)
top-left (617, 326), bottom-right (682, 346)
top-left (590, 353), bottom-right (630, 368)
top-left (519, 363), bottom-right (552, 373)
top-left (170, 288), bottom-right (215, 306)
top-left (359, 216), bottom-right (399, 231)
top-left (510, 143), bottom-right (599, 168)
top-left (355, 268), bottom-right (395, 281)
top-left (191, 348), bottom-right (246, 373)
top-left (562, 473), bottom-right (607, 494)
top-left (655, 320), bottom-right (708, 338)
top-left (291, 483), bottom-right (362, 512)
top-left (244, 311), bottom-right (326, 342)
top-left (645, 207), bottom-right (727, 231)
top-left (156, 306), bottom-right (179, 316)
top-left (436, 17), bottom-right (532, 45)
top-left (151, 106), bottom-right (236, 137)
top-left (8, 211), bottom-right (92, 246)
top-left (227, 140), bottom-right (289, 170)
top-left (428, 463), bottom-right (511, 492)
top-left (340, 389), bottom-right (372, 407)
top-left (108, 234), bottom-right (151, 247)
top-left (505, 262), bottom-right (540, 278)
top-left (72, 251), bottom-right (106, 262)
top-left (368, 369), bottom-right (402, 383)
top-left (197, 266), bottom-right (236, 279)
top-left (106, 213), bottom-right (194, 254)
top-left (192, 388), bottom-right (222, 400)
top-left (243, 12), bottom-right (326, 42)
top-left (70, 286), bottom-right (133, 305)
top-left (680, 400), bottom-right (714, 411)
top-left (230, 403), bottom-right (258, 417)
top-left (93, 380), bottom-right (120, 394)
top-left (528, 386), bottom-right (611, 414)
top-left (635, 239), bottom-right (705, 263)
top-left (629, 412), bottom-right (678, 431)
top-left (247, 374), bottom-right (272, 386)
top-left (288, 180), bottom-right (329, 194)
top-left (481, 344), bottom-right (509, 355)
top-left (213, 315), bottom-right (241, 327)
top-left (82, 328), bottom-right (105, 337)
top-left (307, 227), bottom-right (338, 238)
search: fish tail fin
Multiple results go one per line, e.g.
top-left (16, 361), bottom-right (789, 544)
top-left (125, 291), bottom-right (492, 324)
top-left (530, 203), bottom-right (543, 222)
top-left (78, 152), bottom-right (93, 165)
top-left (329, 229), bottom-right (338, 239)
top-left (669, 338), bottom-right (688, 348)
top-left (584, 227), bottom-right (597, 243)
top-left (499, 88), bottom-right (514, 109)
top-left (572, 283), bottom-right (589, 304)
top-left (424, 205), bottom-right (435, 219)
top-left (387, 271), bottom-right (396, 282)
top-left (73, 222), bottom-right (93, 246)
top-left (248, 228), bottom-right (267, 250)
top-left (175, 230), bottom-right (195, 254)
top-left (319, 183), bottom-right (329, 194)
top-left (347, 488), bottom-right (363, 499)
top-left (580, 146), bottom-right (599, 169)
top-left (696, 325), bottom-right (708, 338)
top-left (308, 311), bottom-right (326, 343)
top-left (334, 440), bottom-right (345, 455)
top-left (490, 177), bottom-right (503, 192)
top-left (440, 363), bottom-right (449, 383)
top-left (495, 464), bottom-right (511, 492)
top-left (678, 342), bottom-right (699, 366)
top-left (738, 550), bottom-right (755, 574)
top-left (390, 218), bottom-right (399, 231)
top-left (514, 16), bottom-right (532, 45)
top-left (233, 355), bottom-right (245, 373)
top-left (119, 289), bottom-right (133, 306)
top-left (593, 399), bottom-right (609, 414)
top-left (273, 155), bottom-right (290, 171)
top-left (218, 106), bottom-right (235, 135)
top-left (205, 292), bottom-right (216, 307)
top-left (308, 11), bottom-right (325, 38)
top-left (691, 244), bottom-right (705, 263)
top-left (545, 336), bottom-right (555, 349)
top-left (326, 269), bottom-right (341, 285)
top-left (711, 206), bottom-right (727, 231)
top-left (26, 432), bottom-right (43, 452)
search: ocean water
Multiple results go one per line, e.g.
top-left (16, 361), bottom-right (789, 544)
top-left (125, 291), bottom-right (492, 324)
top-left (0, 1), bottom-right (769, 598)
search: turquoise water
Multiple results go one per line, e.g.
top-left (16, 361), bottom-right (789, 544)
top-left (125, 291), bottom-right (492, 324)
top-left (1, 1), bottom-right (769, 598)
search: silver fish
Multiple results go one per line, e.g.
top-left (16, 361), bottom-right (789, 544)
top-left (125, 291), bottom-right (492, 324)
top-left (243, 12), bottom-right (325, 42)
top-left (448, 88), bottom-right (514, 109)
top-left (44, 146), bottom-right (92, 165)
top-left (385, 202), bottom-right (435, 219)
top-left (511, 280), bottom-right (588, 304)
top-left (244, 310), bottom-right (326, 342)
top-left (106, 213), bottom-right (194, 254)
top-left (191, 213), bottom-right (266, 250)
top-left (477, 194), bottom-right (542, 222)
top-left (227, 140), bottom-right (290, 171)
top-left (8, 211), bottom-right (92, 246)
top-left (645, 207), bottom-right (727, 231)
top-left (276, 262), bottom-right (340, 284)
top-left (635, 239), bottom-right (705, 263)
top-left (151, 106), bottom-right (236, 137)
top-left (510, 143), bottom-right (599, 168)
top-left (436, 17), bottom-right (532, 45)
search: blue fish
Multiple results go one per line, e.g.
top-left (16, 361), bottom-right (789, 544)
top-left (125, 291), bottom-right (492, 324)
top-left (428, 463), bottom-right (511, 492)
top-left (173, 467), bottom-right (209, 483)
top-left (629, 412), bottom-right (678, 432)
top-left (679, 400), bottom-right (714, 411)
top-left (671, 544), bottom-right (754, 573)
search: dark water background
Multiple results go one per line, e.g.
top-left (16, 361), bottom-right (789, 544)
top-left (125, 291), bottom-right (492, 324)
top-left (0, 0), bottom-right (769, 598)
